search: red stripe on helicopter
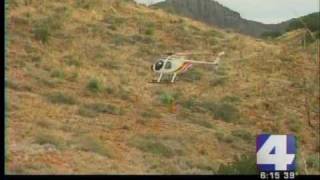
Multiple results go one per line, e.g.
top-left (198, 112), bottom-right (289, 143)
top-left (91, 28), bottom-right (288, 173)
top-left (175, 62), bottom-right (193, 73)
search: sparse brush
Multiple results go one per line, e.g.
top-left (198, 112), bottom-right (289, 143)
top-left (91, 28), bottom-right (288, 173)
top-left (188, 118), bottom-right (213, 129)
top-left (141, 109), bottom-right (161, 118)
top-left (50, 69), bottom-right (65, 80)
top-left (73, 135), bottom-right (113, 157)
top-left (180, 69), bottom-right (202, 82)
top-left (217, 155), bottom-right (256, 174)
top-left (306, 154), bottom-right (320, 170)
top-left (231, 129), bottom-right (253, 143)
top-left (33, 22), bottom-right (50, 44)
top-left (46, 92), bottom-right (76, 105)
top-left (65, 57), bottom-right (81, 67)
top-left (34, 132), bottom-right (66, 150)
top-left (129, 135), bottom-right (175, 158)
top-left (202, 102), bottom-right (240, 122)
top-left (78, 103), bottom-right (123, 118)
top-left (75, 0), bottom-right (104, 10)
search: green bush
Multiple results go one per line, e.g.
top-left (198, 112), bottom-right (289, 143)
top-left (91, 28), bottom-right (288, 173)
top-left (217, 155), bottom-right (257, 174)
top-left (159, 91), bottom-right (180, 105)
top-left (86, 78), bottom-right (103, 93)
top-left (46, 92), bottom-right (76, 105)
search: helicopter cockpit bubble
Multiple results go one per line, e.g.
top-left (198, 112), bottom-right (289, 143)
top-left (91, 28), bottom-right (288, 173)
top-left (154, 60), bottom-right (164, 71)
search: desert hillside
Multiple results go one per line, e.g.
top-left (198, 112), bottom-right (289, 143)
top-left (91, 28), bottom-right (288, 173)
top-left (153, 0), bottom-right (289, 37)
top-left (5, 0), bottom-right (319, 174)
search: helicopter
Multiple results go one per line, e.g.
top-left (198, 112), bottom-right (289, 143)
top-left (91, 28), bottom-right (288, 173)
top-left (151, 51), bottom-right (225, 83)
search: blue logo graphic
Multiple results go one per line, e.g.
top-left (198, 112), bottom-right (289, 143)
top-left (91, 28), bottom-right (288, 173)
top-left (256, 134), bottom-right (296, 171)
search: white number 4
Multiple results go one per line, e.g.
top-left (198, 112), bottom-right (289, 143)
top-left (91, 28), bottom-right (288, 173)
top-left (257, 135), bottom-right (295, 171)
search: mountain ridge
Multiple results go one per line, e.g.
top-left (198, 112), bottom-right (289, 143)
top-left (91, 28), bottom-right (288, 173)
top-left (152, 0), bottom-right (292, 37)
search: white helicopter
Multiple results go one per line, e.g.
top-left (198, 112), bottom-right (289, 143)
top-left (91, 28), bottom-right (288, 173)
top-left (151, 51), bottom-right (225, 83)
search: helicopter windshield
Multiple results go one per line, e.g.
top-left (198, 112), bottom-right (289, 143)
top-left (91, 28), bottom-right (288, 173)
top-left (155, 60), bottom-right (164, 70)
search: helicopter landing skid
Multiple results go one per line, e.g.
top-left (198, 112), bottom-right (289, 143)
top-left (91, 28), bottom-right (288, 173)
top-left (149, 80), bottom-right (175, 84)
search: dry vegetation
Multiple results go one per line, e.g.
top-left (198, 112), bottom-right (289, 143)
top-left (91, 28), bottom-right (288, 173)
top-left (5, 0), bottom-right (319, 174)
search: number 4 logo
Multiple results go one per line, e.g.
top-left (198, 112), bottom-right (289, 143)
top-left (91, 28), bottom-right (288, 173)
top-left (256, 134), bottom-right (296, 171)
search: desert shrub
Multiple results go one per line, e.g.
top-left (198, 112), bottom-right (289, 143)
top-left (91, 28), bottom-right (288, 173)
top-left (73, 135), bottom-right (113, 157)
top-left (231, 129), bottom-right (253, 143)
top-left (288, 116), bottom-right (303, 133)
top-left (102, 60), bottom-right (120, 70)
top-left (141, 109), bottom-right (161, 118)
top-left (202, 102), bottom-right (240, 122)
top-left (78, 106), bottom-right (98, 118)
top-left (111, 34), bottom-right (129, 46)
top-left (209, 76), bottom-right (228, 87)
top-left (79, 103), bottom-right (123, 117)
top-left (86, 78), bottom-right (103, 93)
top-left (67, 72), bottom-right (79, 82)
top-left (33, 22), bottom-right (50, 43)
top-left (221, 96), bottom-right (241, 104)
top-left (65, 56), bottom-right (81, 67)
top-left (75, 0), bottom-right (104, 9)
top-left (261, 31), bottom-right (282, 39)
top-left (34, 132), bottom-right (65, 150)
top-left (105, 85), bottom-right (115, 95)
top-left (215, 132), bottom-right (234, 143)
top-left (180, 68), bottom-right (202, 82)
top-left (50, 69), bottom-right (65, 79)
top-left (129, 35), bottom-right (154, 44)
top-left (143, 22), bottom-right (156, 36)
top-left (118, 87), bottom-right (131, 101)
top-left (217, 155), bottom-right (257, 174)
top-left (5, 80), bottom-right (32, 92)
top-left (104, 15), bottom-right (126, 30)
top-left (188, 119), bottom-right (213, 129)
top-left (145, 27), bottom-right (155, 36)
top-left (129, 135), bottom-right (175, 158)
top-left (32, 9), bottom-right (69, 43)
top-left (306, 154), bottom-right (320, 170)
top-left (46, 92), bottom-right (76, 105)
